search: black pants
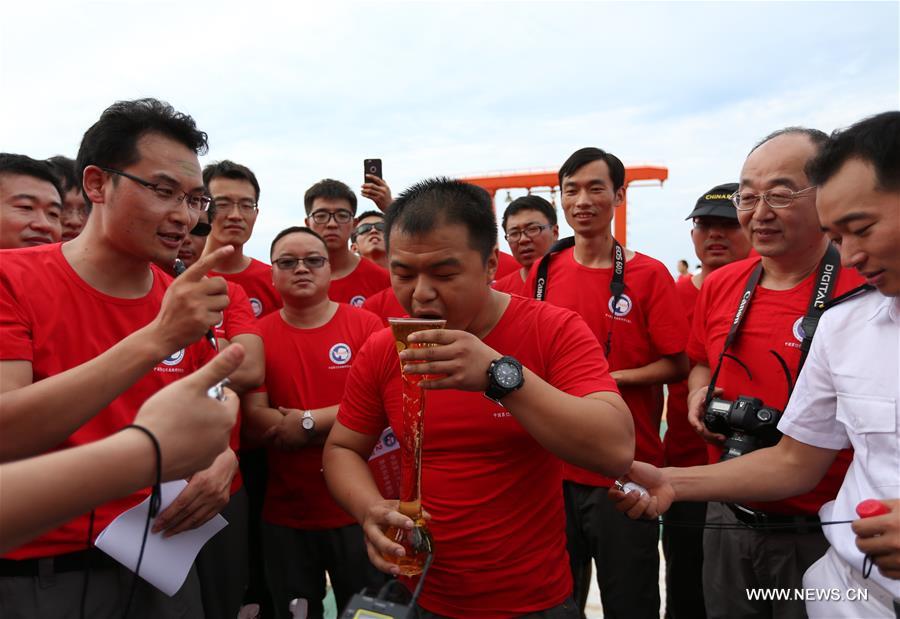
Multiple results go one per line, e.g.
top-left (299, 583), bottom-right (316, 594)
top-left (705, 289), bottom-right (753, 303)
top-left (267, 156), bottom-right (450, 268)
top-left (662, 501), bottom-right (707, 619)
top-left (195, 487), bottom-right (249, 619)
top-left (563, 482), bottom-right (660, 619)
top-left (702, 501), bottom-right (828, 619)
top-left (241, 447), bottom-right (275, 616)
top-left (262, 522), bottom-right (385, 619)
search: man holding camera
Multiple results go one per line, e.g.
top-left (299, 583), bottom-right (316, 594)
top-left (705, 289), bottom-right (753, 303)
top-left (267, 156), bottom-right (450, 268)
top-left (616, 127), bottom-right (865, 619)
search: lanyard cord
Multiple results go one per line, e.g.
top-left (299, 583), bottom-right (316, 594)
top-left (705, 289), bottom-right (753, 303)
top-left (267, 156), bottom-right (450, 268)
top-left (534, 236), bottom-right (625, 356)
top-left (120, 424), bottom-right (163, 619)
top-left (705, 244), bottom-right (843, 408)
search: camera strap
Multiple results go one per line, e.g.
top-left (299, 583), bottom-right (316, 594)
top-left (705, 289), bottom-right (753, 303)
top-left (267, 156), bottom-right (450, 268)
top-left (534, 236), bottom-right (626, 356)
top-left (705, 244), bottom-right (842, 406)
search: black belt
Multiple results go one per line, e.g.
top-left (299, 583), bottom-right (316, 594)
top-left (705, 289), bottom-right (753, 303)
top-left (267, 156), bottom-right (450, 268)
top-left (726, 503), bottom-right (822, 533)
top-left (0, 548), bottom-right (118, 577)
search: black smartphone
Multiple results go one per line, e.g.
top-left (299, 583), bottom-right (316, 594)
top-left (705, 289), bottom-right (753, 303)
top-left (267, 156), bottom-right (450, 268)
top-left (364, 158), bottom-right (383, 181)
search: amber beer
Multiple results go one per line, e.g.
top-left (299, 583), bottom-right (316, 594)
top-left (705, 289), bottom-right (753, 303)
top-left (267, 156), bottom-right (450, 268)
top-left (382, 318), bottom-right (445, 575)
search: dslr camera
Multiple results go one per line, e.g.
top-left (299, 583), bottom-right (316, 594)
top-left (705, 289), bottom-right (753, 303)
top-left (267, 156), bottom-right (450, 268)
top-left (703, 396), bottom-right (783, 461)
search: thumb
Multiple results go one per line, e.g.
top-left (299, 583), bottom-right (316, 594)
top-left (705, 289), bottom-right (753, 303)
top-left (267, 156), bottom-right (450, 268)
top-left (180, 245), bottom-right (234, 282)
top-left (184, 344), bottom-right (245, 392)
top-left (277, 406), bottom-right (293, 416)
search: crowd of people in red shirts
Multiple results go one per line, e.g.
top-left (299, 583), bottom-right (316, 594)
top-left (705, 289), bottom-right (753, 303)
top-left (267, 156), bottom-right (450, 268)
top-left (0, 98), bottom-right (898, 619)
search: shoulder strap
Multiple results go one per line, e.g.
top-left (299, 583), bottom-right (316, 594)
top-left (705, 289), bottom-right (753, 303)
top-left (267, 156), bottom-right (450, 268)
top-left (797, 244), bottom-right (841, 373)
top-left (534, 236), bottom-right (575, 301)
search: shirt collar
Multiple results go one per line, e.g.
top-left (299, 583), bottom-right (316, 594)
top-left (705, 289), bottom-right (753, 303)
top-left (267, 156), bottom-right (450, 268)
top-left (867, 293), bottom-right (900, 324)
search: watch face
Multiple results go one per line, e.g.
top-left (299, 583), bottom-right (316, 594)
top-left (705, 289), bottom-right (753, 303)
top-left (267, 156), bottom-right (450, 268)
top-left (495, 362), bottom-right (521, 388)
top-left (302, 416), bottom-right (315, 431)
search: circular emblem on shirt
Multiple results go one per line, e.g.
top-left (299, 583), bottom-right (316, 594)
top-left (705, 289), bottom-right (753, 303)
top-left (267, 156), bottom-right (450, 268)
top-left (249, 298), bottom-right (263, 317)
top-left (608, 293), bottom-right (633, 317)
top-left (350, 295), bottom-right (366, 308)
top-left (329, 343), bottom-right (352, 365)
top-left (792, 317), bottom-right (806, 342)
top-left (162, 349), bottom-right (185, 366)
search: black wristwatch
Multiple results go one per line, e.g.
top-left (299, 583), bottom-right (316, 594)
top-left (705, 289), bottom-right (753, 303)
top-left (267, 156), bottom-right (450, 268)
top-left (484, 356), bottom-right (525, 403)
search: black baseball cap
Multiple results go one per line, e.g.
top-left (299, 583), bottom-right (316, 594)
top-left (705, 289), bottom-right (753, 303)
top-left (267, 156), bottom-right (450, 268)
top-left (685, 183), bottom-right (739, 220)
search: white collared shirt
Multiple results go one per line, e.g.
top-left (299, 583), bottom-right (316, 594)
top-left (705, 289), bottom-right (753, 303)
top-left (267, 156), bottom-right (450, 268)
top-left (779, 290), bottom-right (900, 598)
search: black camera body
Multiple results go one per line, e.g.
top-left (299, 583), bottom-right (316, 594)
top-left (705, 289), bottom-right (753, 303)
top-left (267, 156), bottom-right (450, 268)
top-left (704, 396), bottom-right (783, 461)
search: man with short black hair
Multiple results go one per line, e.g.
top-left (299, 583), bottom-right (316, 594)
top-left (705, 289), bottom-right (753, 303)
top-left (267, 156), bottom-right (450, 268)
top-left (662, 182), bottom-right (751, 619)
top-left (494, 194), bottom-right (558, 295)
top-left (324, 177), bottom-right (634, 617)
top-left (47, 155), bottom-right (90, 241)
top-left (0, 153), bottom-right (63, 248)
top-left (202, 159), bottom-right (282, 319)
top-left (305, 179), bottom-right (390, 308)
top-left (200, 159), bottom-right (280, 617)
top-left (525, 146), bottom-right (689, 619)
top-left (352, 209), bottom-right (387, 268)
top-left (0, 97), bottom-right (234, 618)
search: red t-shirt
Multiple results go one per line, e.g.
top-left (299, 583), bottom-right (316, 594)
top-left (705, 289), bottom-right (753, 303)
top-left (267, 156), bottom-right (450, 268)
top-left (214, 281), bottom-right (261, 341)
top-left (257, 305), bottom-right (382, 529)
top-left (338, 295), bottom-right (618, 618)
top-left (495, 250), bottom-right (520, 279)
top-left (214, 281), bottom-right (262, 492)
top-left (329, 257), bottom-right (390, 308)
top-left (492, 269), bottom-right (527, 296)
top-left (361, 286), bottom-right (407, 326)
top-left (0, 244), bottom-right (215, 559)
top-left (688, 256), bottom-right (862, 515)
top-left (211, 257), bottom-right (282, 318)
top-left (663, 276), bottom-right (707, 467)
top-left (525, 248), bottom-right (688, 486)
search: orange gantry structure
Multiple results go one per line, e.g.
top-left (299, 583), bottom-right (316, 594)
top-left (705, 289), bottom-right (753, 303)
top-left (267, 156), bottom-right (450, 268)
top-left (462, 166), bottom-right (668, 247)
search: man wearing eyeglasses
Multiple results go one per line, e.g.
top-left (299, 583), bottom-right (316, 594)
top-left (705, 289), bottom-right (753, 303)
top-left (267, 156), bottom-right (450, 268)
top-left (613, 128), bottom-right (866, 619)
top-left (494, 195), bottom-right (559, 296)
top-left (200, 160), bottom-right (281, 617)
top-left (351, 210), bottom-right (387, 269)
top-left (46, 155), bottom-right (90, 242)
top-left (242, 226), bottom-right (384, 618)
top-left (154, 208), bottom-right (265, 619)
top-left (0, 98), bottom-right (234, 618)
top-left (202, 160), bottom-right (283, 319)
top-left (661, 183), bottom-right (751, 619)
top-left (305, 179), bottom-right (391, 308)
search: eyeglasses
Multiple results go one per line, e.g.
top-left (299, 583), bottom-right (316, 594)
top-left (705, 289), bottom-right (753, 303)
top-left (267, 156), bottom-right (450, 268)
top-left (101, 167), bottom-right (211, 212)
top-left (190, 221), bottom-right (211, 237)
top-left (354, 221), bottom-right (385, 236)
top-left (505, 223), bottom-right (549, 243)
top-left (692, 218), bottom-right (742, 231)
top-left (272, 255), bottom-right (329, 270)
top-left (213, 197), bottom-right (258, 215)
top-left (731, 186), bottom-right (815, 211)
top-left (309, 209), bottom-right (354, 225)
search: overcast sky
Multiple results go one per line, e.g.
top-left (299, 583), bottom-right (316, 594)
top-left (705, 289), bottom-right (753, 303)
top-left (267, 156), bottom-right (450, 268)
top-left (2, 1), bottom-right (897, 272)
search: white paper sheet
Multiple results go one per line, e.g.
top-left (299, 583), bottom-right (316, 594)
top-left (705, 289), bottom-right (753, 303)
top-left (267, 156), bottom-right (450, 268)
top-left (95, 479), bottom-right (227, 596)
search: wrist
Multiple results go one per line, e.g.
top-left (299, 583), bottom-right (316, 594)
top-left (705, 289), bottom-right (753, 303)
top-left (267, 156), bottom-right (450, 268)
top-left (115, 426), bottom-right (160, 486)
top-left (133, 322), bottom-right (176, 364)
